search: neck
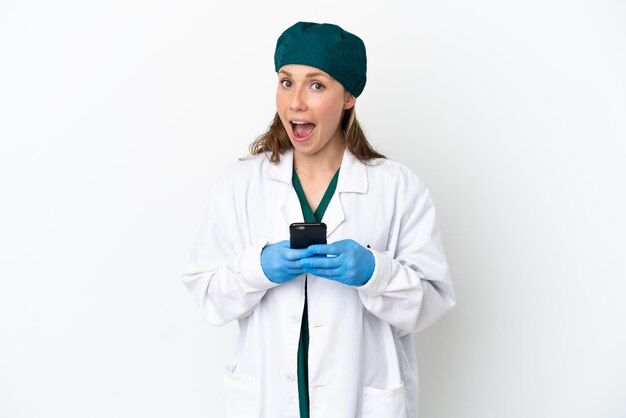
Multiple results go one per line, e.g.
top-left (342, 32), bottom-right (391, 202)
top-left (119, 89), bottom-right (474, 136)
top-left (294, 135), bottom-right (345, 179)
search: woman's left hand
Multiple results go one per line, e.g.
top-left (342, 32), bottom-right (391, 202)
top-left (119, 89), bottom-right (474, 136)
top-left (300, 239), bottom-right (375, 286)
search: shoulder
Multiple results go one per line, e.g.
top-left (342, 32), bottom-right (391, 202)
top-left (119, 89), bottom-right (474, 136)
top-left (228, 151), bottom-right (270, 172)
top-left (212, 151), bottom-right (291, 197)
top-left (365, 157), bottom-right (428, 194)
top-left (215, 152), bottom-right (271, 183)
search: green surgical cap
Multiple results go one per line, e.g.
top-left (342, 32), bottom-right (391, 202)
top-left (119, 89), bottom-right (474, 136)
top-left (274, 21), bottom-right (367, 98)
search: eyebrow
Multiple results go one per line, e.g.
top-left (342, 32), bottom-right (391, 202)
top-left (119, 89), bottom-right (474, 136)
top-left (278, 69), bottom-right (328, 79)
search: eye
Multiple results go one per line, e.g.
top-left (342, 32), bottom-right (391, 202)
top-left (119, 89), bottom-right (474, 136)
top-left (280, 79), bottom-right (292, 88)
top-left (311, 82), bottom-right (325, 91)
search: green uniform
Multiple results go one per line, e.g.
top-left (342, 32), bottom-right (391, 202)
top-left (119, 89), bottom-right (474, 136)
top-left (292, 166), bottom-right (341, 418)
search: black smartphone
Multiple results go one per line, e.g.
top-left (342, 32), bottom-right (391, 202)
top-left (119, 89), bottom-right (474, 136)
top-left (289, 222), bottom-right (327, 249)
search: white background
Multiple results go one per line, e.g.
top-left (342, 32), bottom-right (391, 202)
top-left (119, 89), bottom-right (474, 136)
top-left (1, 1), bottom-right (625, 417)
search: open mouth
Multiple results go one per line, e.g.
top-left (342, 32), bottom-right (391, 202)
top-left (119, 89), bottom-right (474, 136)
top-left (290, 121), bottom-right (316, 141)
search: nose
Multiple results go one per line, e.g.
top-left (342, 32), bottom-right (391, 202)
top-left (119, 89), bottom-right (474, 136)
top-left (289, 86), bottom-right (307, 112)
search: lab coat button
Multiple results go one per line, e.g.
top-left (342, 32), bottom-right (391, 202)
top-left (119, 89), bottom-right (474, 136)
top-left (287, 373), bottom-right (296, 382)
top-left (291, 313), bottom-right (300, 323)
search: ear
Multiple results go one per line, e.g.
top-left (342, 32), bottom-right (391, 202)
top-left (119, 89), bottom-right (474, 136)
top-left (343, 92), bottom-right (356, 110)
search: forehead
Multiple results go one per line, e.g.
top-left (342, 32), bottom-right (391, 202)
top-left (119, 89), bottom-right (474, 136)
top-left (278, 64), bottom-right (332, 79)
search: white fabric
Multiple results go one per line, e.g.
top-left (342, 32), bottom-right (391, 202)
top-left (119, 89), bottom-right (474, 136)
top-left (180, 148), bottom-right (456, 418)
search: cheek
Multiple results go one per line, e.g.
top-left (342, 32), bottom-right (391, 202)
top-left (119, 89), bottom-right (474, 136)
top-left (320, 104), bottom-right (344, 129)
top-left (276, 91), bottom-right (285, 109)
top-left (317, 98), bottom-right (344, 123)
top-left (276, 95), bottom-right (290, 125)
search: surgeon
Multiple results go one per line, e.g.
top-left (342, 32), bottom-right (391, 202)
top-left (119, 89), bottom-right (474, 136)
top-left (180, 21), bottom-right (456, 418)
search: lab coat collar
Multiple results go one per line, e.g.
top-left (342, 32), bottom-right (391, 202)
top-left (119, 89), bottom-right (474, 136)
top-left (264, 147), bottom-right (369, 239)
top-left (263, 147), bottom-right (368, 194)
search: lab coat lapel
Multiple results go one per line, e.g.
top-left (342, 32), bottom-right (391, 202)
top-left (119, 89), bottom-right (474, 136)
top-left (263, 147), bottom-right (369, 241)
top-left (324, 148), bottom-right (369, 238)
top-left (282, 185), bottom-right (304, 231)
top-left (264, 150), bottom-right (303, 241)
top-left (322, 192), bottom-right (344, 238)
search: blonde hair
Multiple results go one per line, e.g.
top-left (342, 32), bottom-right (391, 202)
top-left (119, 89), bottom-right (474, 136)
top-left (247, 106), bottom-right (386, 164)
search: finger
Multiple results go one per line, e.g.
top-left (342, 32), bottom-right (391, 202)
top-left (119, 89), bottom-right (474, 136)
top-left (302, 266), bottom-right (344, 278)
top-left (282, 247), bottom-right (312, 260)
top-left (284, 268), bottom-right (305, 274)
top-left (281, 259), bottom-right (306, 270)
top-left (264, 266), bottom-right (303, 276)
top-left (305, 243), bottom-right (341, 257)
top-left (300, 256), bottom-right (342, 269)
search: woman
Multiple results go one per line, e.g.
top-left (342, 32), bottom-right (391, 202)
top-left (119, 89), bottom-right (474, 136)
top-left (180, 21), bottom-right (456, 418)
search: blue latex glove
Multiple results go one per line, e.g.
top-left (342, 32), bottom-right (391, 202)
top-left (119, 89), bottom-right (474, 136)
top-left (260, 240), bottom-right (309, 284)
top-left (300, 239), bottom-right (375, 286)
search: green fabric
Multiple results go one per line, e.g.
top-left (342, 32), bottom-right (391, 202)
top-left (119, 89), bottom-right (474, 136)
top-left (274, 22), bottom-right (367, 98)
top-left (292, 166), bottom-right (340, 418)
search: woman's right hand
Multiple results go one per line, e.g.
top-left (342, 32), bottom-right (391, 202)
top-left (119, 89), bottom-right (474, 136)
top-left (260, 240), bottom-right (309, 284)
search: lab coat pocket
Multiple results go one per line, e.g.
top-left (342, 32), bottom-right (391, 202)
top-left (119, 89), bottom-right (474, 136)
top-left (360, 382), bottom-right (407, 418)
top-left (223, 362), bottom-right (259, 418)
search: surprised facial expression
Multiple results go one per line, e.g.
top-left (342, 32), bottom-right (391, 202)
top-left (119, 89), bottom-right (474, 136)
top-left (276, 64), bottom-right (355, 156)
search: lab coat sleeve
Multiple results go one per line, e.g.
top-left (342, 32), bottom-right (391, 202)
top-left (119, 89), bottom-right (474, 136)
top-left (353, 179), bottom-right (456, 337)
top-left (179, 169), bottom-right (279, 326)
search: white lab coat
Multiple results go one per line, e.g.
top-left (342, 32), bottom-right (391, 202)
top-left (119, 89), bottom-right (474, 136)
top-left (180, 147), bottom-right (455, 418)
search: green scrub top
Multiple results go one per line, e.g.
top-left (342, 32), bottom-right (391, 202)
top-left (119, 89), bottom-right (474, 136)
top-left (292, 166), bottom-right (340, 418)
